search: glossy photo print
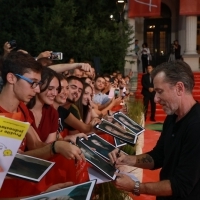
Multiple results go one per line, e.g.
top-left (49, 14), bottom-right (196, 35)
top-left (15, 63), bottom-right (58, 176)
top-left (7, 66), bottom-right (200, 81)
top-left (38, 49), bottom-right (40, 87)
top-left (77, 140), bottom-right (118, 180)
top-left (22, 180), bottom-right (96, 200)
top-left (80, 133), bottom-right (116, 161)
top-left (95, 119), bottom-right (137, 145)
top-left (8, 153), bottom-right (55, 182)
top-left (113, 111), bottom-right (144, 135)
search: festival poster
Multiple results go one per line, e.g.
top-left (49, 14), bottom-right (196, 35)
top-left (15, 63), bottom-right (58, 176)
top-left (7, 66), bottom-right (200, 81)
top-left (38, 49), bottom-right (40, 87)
top-left (0, 116), bottom-right (30, 189)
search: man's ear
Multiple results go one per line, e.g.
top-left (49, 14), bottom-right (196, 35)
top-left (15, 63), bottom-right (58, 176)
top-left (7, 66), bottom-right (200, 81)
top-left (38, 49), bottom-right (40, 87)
top-left (176, 82), bottom-right (184, 96)
top-left (7, 73), bottom-right (16, 84)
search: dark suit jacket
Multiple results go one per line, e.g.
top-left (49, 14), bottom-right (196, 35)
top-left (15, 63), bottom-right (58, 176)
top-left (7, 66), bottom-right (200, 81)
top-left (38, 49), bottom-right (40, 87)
top-left (141, 73), bottom-right (155, 97)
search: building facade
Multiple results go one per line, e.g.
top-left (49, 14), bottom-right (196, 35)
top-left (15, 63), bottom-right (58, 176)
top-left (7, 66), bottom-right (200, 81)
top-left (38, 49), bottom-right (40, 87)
top-left (125, 0), bottom-right (200, 73)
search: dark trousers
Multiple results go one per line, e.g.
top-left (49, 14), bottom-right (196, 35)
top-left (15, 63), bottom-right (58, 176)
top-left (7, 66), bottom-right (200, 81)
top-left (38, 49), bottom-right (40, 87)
top-left (141, 54), bottom-right (148, 73)
top-left (143, 93), bottom-right (156, 120)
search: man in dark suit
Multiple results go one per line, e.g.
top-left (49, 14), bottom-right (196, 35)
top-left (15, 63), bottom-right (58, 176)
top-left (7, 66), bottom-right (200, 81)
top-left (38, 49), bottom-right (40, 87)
top-left (141, 65), bottom-right (156, 121)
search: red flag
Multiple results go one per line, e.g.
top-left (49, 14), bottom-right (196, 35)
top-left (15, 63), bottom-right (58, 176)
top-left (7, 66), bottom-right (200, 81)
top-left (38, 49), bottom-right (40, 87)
top-left (128, 0), bottom-right (161, 17)
top-left (180, 0), bottom-right (200, 15)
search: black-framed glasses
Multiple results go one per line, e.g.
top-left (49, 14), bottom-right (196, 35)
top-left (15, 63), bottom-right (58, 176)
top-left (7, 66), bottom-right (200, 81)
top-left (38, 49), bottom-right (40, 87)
top-left (15, 74), bottom-right (43, 89)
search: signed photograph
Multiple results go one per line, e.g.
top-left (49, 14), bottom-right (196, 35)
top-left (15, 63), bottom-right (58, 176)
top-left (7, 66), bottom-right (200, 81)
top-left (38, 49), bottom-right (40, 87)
top-left (95, 119), bottom-right (137, 145)
top-left (77, 140), bottom-right (118, 180)
top-left (81, 133), bottom-right (116, 161)
top-left (113, 111), bottom-right (144, 135)
top-left (8, 153), bottom-right (54, 182)
top-left (22, 180), bottom-right (96, 200)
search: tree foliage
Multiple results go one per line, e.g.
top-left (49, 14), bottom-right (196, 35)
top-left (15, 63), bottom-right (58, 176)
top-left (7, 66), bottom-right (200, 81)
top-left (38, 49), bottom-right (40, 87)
top-left (0, 0), bottom-right (133, 73)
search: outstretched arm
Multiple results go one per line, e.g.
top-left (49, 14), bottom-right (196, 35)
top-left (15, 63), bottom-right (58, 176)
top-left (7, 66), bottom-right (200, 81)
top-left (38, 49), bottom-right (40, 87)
top-left (48, 63), bottom-right (92, 73)
top-left (109, 149), bottom-right (155, 169)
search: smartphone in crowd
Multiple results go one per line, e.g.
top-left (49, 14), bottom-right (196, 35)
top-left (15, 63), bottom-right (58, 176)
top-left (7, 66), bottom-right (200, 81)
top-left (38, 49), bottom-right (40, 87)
top-left (9, 40), bottom-right (17, 49)
top-left (114, 88), bottom-right (120, 98)
top-left (50, 52), bottom-right (63, 60)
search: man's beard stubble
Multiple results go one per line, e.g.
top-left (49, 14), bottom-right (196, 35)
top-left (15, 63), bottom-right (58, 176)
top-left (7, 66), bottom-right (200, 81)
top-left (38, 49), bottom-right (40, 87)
top-left (67, 97), bottom-right (76, 103)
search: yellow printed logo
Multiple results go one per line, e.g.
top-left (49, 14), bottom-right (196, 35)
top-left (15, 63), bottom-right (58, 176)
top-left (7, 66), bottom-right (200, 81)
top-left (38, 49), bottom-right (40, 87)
top-left (3, 149), bottom-right (12, 156)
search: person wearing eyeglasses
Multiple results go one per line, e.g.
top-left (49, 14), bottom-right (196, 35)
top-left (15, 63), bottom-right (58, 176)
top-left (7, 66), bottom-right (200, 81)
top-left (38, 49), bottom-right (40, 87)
top-left (0, 52), bottom-right (85, 199)
top-left (25, 69), bottom-right (89, 191)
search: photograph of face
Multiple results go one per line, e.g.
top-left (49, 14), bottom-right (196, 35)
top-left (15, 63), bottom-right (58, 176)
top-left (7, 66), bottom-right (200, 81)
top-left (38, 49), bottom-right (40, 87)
top-left (78, 141), bottom-right (117, 180)
top-left (22, 180), bottom-right (96, 200)
top-left (96, 119), bottom-right (137, 145)
top-left (113, 112), bottom-right (144, 135)
top-left (81, 134), bottom-right (116, 160)
top-left (8, 153), bottom-right (54, 182)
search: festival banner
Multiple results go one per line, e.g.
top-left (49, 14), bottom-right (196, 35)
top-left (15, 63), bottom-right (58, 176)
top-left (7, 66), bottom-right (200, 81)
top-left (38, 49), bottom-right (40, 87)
top-left (179, 0), bottom-right (200, 15)
top-left (128, 0), bottom-right (161, 17)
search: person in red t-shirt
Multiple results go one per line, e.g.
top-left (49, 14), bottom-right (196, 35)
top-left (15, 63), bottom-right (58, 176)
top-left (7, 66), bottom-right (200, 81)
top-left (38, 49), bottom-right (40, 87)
top-left (26, 68), bottom-right (89, 189)
top-left (0, 52), bottom-right (85, 199)
top-left (27, 67), bottom-right (60, 143)
top-left (53, 74), bottom-right (90, 184)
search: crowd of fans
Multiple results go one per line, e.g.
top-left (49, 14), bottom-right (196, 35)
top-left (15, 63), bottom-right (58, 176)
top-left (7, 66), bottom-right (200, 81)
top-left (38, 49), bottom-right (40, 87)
top-left (0, 42), bottom-right (133, 199)
top-left (1, 40), bottom-right (199, 200)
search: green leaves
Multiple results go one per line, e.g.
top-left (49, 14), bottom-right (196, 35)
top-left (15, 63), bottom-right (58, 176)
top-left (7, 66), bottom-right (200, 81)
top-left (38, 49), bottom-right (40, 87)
top-left (0, 0), bottom-right (133, 73)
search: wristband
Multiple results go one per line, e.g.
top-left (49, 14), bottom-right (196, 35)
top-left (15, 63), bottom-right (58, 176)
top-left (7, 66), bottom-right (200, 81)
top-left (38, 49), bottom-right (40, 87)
top-left (133, 181), bottom-right (140, 196)
top-left (51, 141), bottom-right (58, 154)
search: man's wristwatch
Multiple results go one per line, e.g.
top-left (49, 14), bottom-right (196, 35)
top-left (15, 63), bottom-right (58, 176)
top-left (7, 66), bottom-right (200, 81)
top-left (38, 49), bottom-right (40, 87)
top-left (133, 181), bottom-right (140, 196)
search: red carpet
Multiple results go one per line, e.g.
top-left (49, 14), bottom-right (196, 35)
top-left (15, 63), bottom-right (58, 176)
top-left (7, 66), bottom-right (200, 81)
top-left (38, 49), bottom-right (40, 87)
top-left (133, 126), bottom-right (161, 200)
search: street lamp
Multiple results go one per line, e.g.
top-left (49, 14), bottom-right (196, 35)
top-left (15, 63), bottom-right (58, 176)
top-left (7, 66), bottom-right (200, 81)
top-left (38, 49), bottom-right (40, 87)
top-left (116, 0), bottom-right (127, 22)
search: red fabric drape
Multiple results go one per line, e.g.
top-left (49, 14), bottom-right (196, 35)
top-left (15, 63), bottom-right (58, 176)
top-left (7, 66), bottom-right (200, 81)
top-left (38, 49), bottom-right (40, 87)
top-left (180, 0), bottom-right (200, 15)
top-left (128, 0), bottom-right (161, 18)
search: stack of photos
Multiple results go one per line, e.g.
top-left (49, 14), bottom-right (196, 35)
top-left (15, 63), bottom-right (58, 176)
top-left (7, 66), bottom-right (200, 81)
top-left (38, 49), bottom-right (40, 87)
top-left (8, 153), bottom-right (55, 182)
top-left (95, 119), bottom-right (138, 145)
top-left (22, 179), bottom-right (96, 200)
top-left (80, 133), bottom-right (117, 161)
top-left (113, 111), bottom-right (145, 135)
top-left (77, 139), bottom-right (119, 180)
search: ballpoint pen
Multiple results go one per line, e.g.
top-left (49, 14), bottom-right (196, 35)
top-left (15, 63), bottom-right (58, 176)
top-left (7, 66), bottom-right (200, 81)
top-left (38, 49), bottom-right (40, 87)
top-left (113, 149), bottom-right (121, 167)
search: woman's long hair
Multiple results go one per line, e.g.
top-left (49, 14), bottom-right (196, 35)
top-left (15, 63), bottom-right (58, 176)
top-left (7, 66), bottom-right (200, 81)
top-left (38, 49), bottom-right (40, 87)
top-left (75, 83), bottom-right (93, 123)
top-left (27, 67), bottom-right (61, 109)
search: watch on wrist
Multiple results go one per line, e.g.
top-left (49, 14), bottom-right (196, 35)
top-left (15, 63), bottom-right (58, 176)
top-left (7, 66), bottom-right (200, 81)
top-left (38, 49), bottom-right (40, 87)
top-left (133, 181), bottom-right (140, 196)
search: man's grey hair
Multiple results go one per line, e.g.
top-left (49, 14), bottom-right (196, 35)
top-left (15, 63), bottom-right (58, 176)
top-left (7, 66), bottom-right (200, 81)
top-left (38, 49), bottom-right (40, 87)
top-left (151, 60), bottom-right (194, 93)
